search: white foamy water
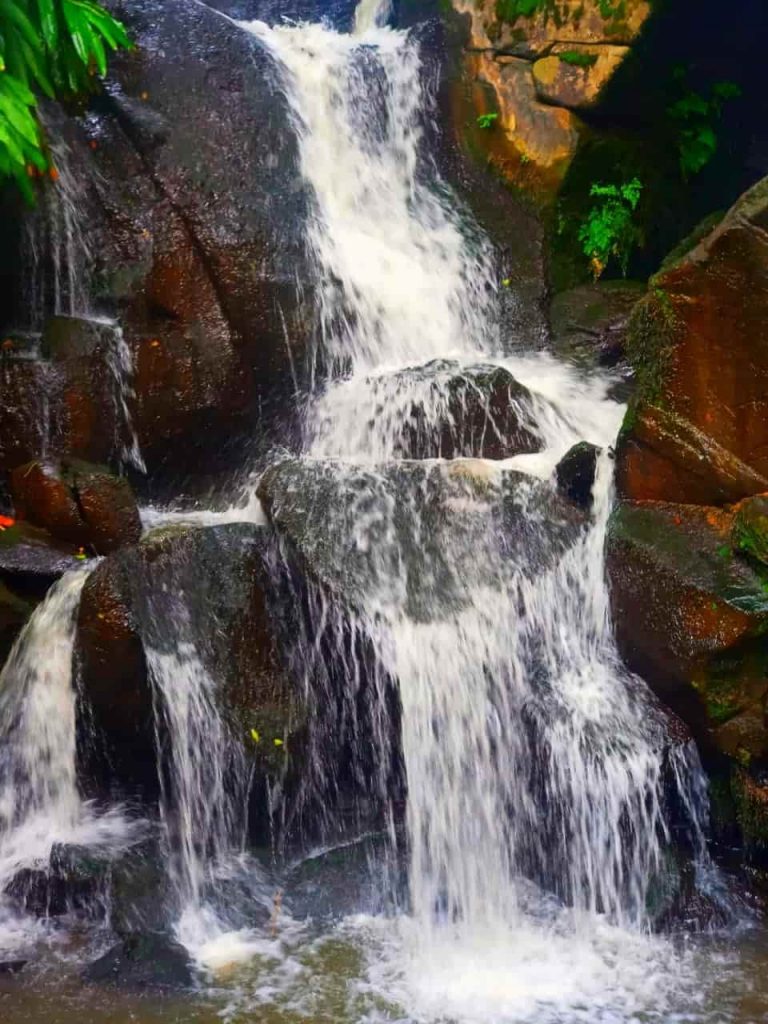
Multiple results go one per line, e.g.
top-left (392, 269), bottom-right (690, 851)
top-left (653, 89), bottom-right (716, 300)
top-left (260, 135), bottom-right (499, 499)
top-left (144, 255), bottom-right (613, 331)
top-left (0, 570), bottom-right (139, 951)
top-left (241, 5), bottom-right (724, 1022)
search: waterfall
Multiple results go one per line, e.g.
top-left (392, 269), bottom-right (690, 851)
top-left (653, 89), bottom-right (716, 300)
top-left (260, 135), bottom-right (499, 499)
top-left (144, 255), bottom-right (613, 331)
top-left (0, 570), bottom-right (135, 950)
top-left (244, 7), bottom-right (718, 1019)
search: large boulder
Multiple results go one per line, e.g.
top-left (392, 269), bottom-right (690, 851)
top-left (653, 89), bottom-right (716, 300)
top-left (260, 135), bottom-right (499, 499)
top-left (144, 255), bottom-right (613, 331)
top-left (10, 459), bottom-right (141, 555)
top-left (76, 523), bottom-right (303, 814)
top-left (258, 457), bottom-right (585, 621)
top-left (617, 177), bottom-right (768, 505)
top-left (311, 360), bottom-right (543, 460)
top-left (455, 0), bottom-right (651, 59)
top-left (0, 522), bottom-right (83, 591)
top-left (607, 500), bottom-right (768, 763)
top-left (10, 0), bottom-right (313, 486)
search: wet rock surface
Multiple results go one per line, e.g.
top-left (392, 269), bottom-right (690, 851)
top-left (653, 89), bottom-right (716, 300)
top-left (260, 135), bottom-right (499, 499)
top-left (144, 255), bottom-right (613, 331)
top-left (259, 457), bottom-right (586, 621)
top-left (607, 500), bottom-right (768, 763)
top-left (76, 522), bottom-right (301, 803)
top-left (10, 459), bottom-right (141, 555)
top-left (550, 280), bottom-right (646, 371)
top-left (82, 932), bottom-right (195, 991)
top-left (617, 177), bottom-right (768, 505)
top-left (556, 441), bottom-right (599, 509)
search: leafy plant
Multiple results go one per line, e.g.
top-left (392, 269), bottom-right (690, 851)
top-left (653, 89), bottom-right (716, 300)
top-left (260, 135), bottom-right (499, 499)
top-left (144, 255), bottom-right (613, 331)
top-left (666, 69), bottom-right (741, 179)
top-left (495, 0), bottom-right (547, 23)
top-left (577, 178), bottom-right (643, 279)
top-left (0, 0), bottom-right (131, 200)
top-left (476, 112), bottom-right (499, 130)
top-left (558, 50), bottom-right (597, 69)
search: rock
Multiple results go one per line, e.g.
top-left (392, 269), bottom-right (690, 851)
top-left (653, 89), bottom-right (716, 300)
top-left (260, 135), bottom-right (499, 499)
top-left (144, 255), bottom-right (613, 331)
top-left (616, 405), bottom-right (768, 506)
top-left (555, 442), bottom-right (600, 509)
top-left (618, 177), bottom-right (768, 505)
top-left (4, 844), bottom-right (109, 919)
top-left (731, 494), bottom-right (768, 569)
top-left (41, 316), bottom-right (131, 470)
top-left (0, 522), bottom-right (82, 589)
top-left (0, 960), bottom-right (27, 974)
top-left (607, 500), bottom-right (768, 762)
top-left (464, 51), bottom-right (582, 205)
top-left (0, 580), bottom-right (34, 666)
top-left (0, 343), bottom-right (61, 473)
top-left (452, 0), bottom-right (650, 205)
top-left (549, 280), bottom-right (646, 369)
top-left (329, 360), bottom-right (542, 460)
top-left (82, 933), bottom-right (195, 991)
top-left (454, 0), bottom-right (651, 60)
top-left (533, 46), bottom-right (629, 112)
top-left (6, 0), bottom-right (314, 487)
top-left (258, 457), bottom-right (585, 621)
top-left (76, 523), bottom-right (302, 805)
top-left (10, 459), bottom-right (141, 554)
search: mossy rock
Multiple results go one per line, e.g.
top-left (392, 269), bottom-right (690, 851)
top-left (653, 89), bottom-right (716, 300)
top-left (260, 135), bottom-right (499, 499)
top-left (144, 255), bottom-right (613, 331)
top-left (607, 500), bottom-right (768, 762)
top-left (732, 495), bottom-right (768, 570)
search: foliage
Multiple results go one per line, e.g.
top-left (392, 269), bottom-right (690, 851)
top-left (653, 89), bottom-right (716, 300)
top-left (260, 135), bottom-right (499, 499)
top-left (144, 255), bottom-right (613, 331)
top-left (577, 178), bottom-right (643, 279)
top-left (597, 0), bottom-right (624, 18)
top-left (666, 68), bottom-right (741, 179)
top-left (558, 50), bottom-right (597, 69)
top-left (495, 0), bottom-right (546, 23)
top-left (476, 112), bottom-right (499, 130)
top-left (0, 0), bottom-right (131, 200)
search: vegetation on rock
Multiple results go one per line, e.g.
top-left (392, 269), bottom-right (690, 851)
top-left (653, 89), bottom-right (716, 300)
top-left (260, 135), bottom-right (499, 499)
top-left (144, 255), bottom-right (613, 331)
top-left (0, 0), bottom-right (131, 200)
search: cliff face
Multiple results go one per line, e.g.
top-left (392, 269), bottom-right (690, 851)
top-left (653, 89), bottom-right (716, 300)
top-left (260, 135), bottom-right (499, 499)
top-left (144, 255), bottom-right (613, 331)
top-left (452, 0), bottom-right (651, 205)
top-left (607, 178), bottom-right (768, 860)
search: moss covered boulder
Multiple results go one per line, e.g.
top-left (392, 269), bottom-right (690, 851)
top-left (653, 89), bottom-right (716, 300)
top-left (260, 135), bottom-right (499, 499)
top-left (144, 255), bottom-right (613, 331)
top-left (617, 177), bottom-right (768, 505)
top-left (607, 500), bottom-right (768, 763)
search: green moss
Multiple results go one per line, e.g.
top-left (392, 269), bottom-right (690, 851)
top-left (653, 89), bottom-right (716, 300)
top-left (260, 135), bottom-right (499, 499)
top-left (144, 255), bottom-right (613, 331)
top-left (732, 769), bottom-right (768, 853)
top-left (623, 286), bottom-right (678, 408)
top-left (495, 0), bottom-right (555, 23)
top-left (732, 498), bottom-right (768, 569)
top-left (558, 50), bottom-right (597, 68)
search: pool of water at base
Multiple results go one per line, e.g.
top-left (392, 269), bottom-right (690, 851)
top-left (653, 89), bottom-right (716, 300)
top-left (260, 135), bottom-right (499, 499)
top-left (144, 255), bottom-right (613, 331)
top-left (1, 913), bottom-right (767, 1024)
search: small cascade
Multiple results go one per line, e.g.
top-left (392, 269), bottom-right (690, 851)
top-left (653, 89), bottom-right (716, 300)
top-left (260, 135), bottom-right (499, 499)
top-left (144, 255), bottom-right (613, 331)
top-left (103, 320), bottom-right (146, 474)
top-left (0, 570), bottom-right (136, 950)
top-left (20, 123), bottom-right (145, 475)
top-left (353, 0), bottom-right (392, 33)
top-left (24, 131), bottom-right (92, 326)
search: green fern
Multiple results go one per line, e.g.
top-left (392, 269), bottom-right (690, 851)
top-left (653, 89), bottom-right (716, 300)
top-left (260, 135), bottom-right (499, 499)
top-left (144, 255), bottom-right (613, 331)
top-left (0, 0), bottom-right (131, 201)
top-left (577, 178), bottom-right (643, 279)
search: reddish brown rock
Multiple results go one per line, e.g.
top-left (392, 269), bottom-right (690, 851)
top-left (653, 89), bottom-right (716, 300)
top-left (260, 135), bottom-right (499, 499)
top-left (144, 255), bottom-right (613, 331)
top-left (618, 178), bottom-right (768, 505)
top-left (607, 500), bottom-right (768, 762)
top-left (10, 459), bottom-right (141, 554)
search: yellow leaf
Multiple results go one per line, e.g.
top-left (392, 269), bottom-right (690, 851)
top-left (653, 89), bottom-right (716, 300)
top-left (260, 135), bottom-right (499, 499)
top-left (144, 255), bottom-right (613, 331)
top-left (273, 738), bottom-right (284, 747)
top-left (250, 728), bottom-right (260, 743)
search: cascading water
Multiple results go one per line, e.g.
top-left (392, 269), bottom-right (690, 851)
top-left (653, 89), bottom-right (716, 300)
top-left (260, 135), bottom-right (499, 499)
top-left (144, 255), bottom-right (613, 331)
top-left (0, 570), bottom-right (136, 952)
top-left (242, 5), bottom-right (723, 1020)
top-left (21, 125), bottom-right (145, 474)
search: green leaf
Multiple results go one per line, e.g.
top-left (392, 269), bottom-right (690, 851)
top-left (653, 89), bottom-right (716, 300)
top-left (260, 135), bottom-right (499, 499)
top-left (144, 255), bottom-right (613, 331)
top-left (36, 0), bottom-right (59, 49)
top-left (2, 1), bottom-right (45, 53)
